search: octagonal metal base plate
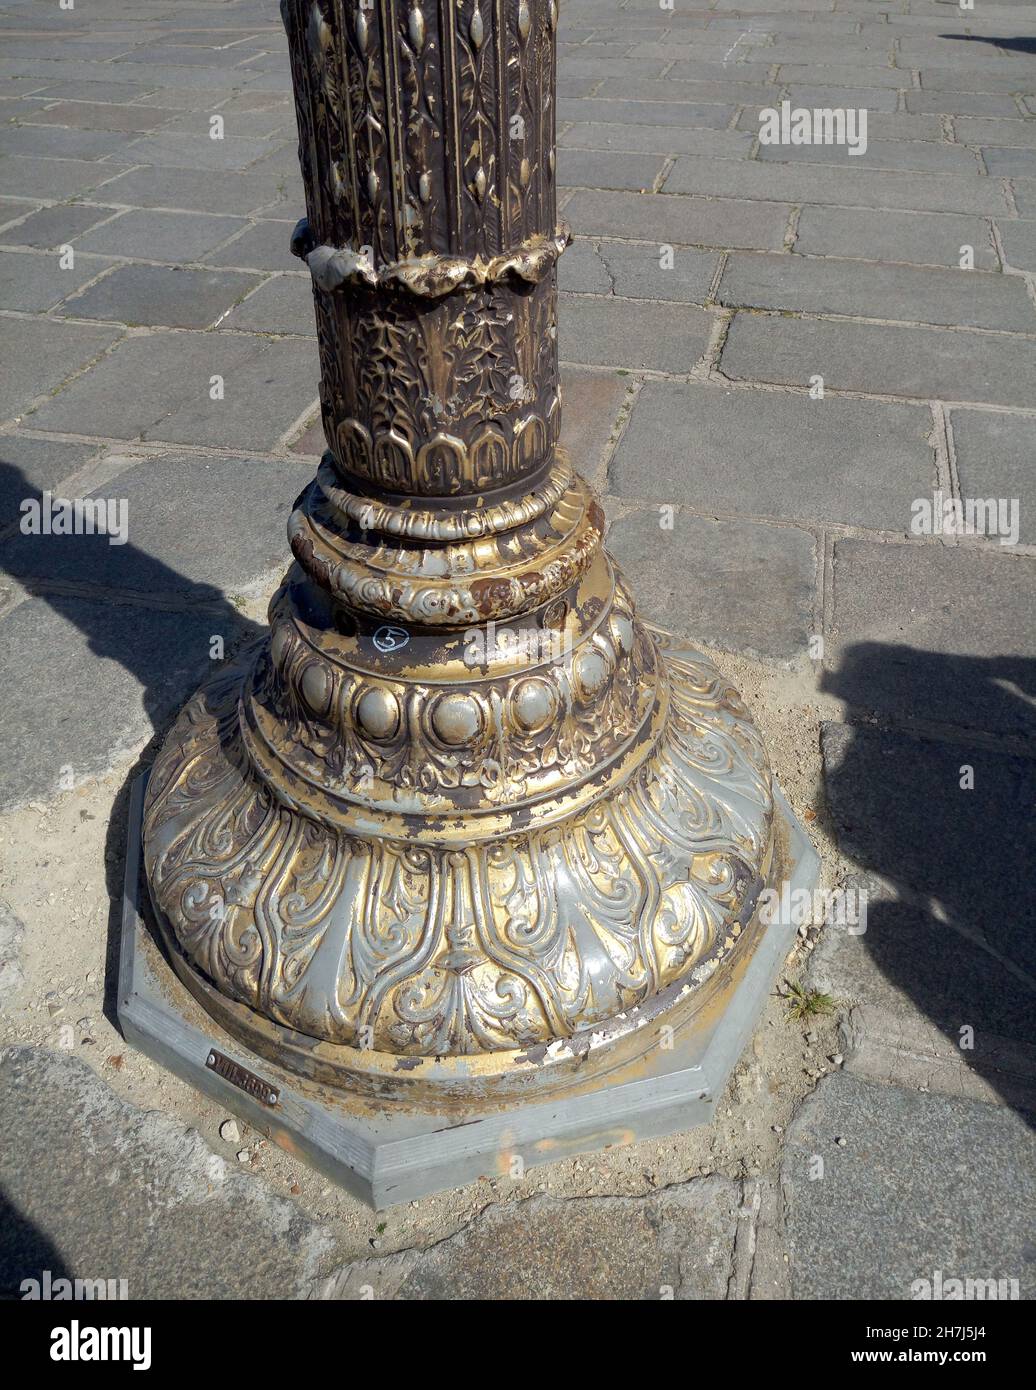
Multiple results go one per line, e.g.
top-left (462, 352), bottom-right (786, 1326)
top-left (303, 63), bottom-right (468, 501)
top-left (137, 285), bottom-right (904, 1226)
top-left (119, 775), bottom-right (818, 1209)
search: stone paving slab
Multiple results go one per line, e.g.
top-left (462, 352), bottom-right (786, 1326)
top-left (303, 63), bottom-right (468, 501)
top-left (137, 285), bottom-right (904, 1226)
top-left (563, 188), bottom-right (791, 251)
top-left (0, 153), bottom-right (125, 200)
top-left (717, 252), bottom-right (1035, 330)
top-left (0, 201), bottom-right (122, 249)
top-left (756, 138), bottom-right (979, 174)
top-left (563, 238), bottom-right (720, 304)
top-left (560, 294), bottom-right (713, 373)
top-left (611, 383), bottom-right (934, 531)
top-left (793, 206), bottom-right (998, 270)
top-left (203, 218), bottom-right (298, 272)
top-left (558, 368), bottom-right (630, 493)
top-left (25, 331), bottom-right (318, 450)
top-left (664, 155), bottom-right (1009, 215)
top-left (996, 220), bottom-right (1036, 273)
top-left (0, 124), bottom-right (134, 163)
top-left (776, 84), bottom-right (904, 115)
top-left (957, 117), bottom-right (1036, 149)
top-left (949, 411), bottom-right (1036, 545)
top-left (739, 111), bottom-right (947, 143)
top-left (559, 123), bottom-right (754, 161)
top-left (58, 263), bottom-right (264, 329)
top-left (0, 435), bottom-right (100, 527)
top-left (74, 208), bottom-right (248, 262)
top-left (1, 453), bottom-right (303, 597)
top-left (0, 594), bottom-right (256, 809)
top-left (557, 97), bottom-right (738, 130)
top-left (557, 148), bottom-right (668, 193)
top-left (720, 314), bottom-right (1036, 408)
top-left (783, 1072), bottom-right (1035, 1301)
top-left (0, 316), bottom-right (119, 423)
top-left (91, 165), bottom-right (287, 215)
top-left (22, 99), bottom-right (184, 132)
top-left (1012, 184), bottom-right (1036, 219)
top-left (221, 273), bottom-right (314, 335)
top-left (606, 507), bottom-right (815, 663)
top-left (0, 247), bottom-right (109, 313)
top-left (597, 77), bottom-right (785, 107)
top-left (983, 148), bottom-right (1036, 178)
top-left (904, 90), bottom-right (1023, 116)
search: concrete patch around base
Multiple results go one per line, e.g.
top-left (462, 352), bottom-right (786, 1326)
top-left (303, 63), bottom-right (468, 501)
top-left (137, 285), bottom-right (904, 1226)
top-left (119, 777), bottom-right (819, 1209)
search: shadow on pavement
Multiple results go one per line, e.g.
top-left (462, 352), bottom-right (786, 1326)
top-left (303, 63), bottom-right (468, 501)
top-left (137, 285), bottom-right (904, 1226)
top-left (941, 34), bottom-right (1036, 56)
top-left (820, 641), bottom-right (1036, 1121)
top-left (0, 1187), bottom-right (74, 1301)
top-left (0, 457), bottom-right (264, 1044)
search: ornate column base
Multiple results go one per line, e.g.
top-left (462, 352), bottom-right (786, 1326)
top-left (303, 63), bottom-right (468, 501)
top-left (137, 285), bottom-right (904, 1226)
top-left (122, 615), bottom-right (818, 1204)
top-left (120, 755), bottom-right (817, 1207)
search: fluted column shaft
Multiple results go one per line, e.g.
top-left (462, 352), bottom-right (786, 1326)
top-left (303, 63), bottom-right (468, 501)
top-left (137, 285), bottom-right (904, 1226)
top-left (283, 0), bottom-right (565, 499)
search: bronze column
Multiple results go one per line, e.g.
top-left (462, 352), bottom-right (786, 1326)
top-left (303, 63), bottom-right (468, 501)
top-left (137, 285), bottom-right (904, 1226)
top-left (141, 1), bottom-right (791, 1103)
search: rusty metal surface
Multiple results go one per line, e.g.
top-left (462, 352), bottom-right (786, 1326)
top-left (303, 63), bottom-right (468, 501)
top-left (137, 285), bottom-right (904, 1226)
top-left (142, 2), bottom-right (780, 1077)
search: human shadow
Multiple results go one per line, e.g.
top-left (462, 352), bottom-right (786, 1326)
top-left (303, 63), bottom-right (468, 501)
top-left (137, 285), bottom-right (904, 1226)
top-left (0, 457), bottom-right (266, 1038)
top-left (818, 640), bottom-right (1036, 1119)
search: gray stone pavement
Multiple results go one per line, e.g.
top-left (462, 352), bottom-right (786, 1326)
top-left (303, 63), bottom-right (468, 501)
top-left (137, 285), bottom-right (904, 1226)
top-left (0, 0), bottom-right (1034, 1300)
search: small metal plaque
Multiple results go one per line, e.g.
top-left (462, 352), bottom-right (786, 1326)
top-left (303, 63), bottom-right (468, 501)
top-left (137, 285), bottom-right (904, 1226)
top-left (205, 1049), bottom-right (279, 1107)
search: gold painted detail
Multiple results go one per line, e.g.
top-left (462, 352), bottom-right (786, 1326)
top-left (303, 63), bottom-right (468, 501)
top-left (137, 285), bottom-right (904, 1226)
top-left (143, 643), bottom-right (773, 1056)
top-left (315, 269), bottom-right (561, 497)
top-left (316, 451), bottom-right (573, 543)
top-left (246, 566), bottom-right (653, 822)
top-left (288, 470), bottom-right (604, 626)
top-left (296, 220), bottom-right (571, 298)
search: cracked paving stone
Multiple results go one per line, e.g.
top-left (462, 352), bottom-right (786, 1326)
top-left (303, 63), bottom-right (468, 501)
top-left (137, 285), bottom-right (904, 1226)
top-left (315, 1179), bottom-right (741, 1301)
top-left (562, 238), bottom-right (719, 305)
